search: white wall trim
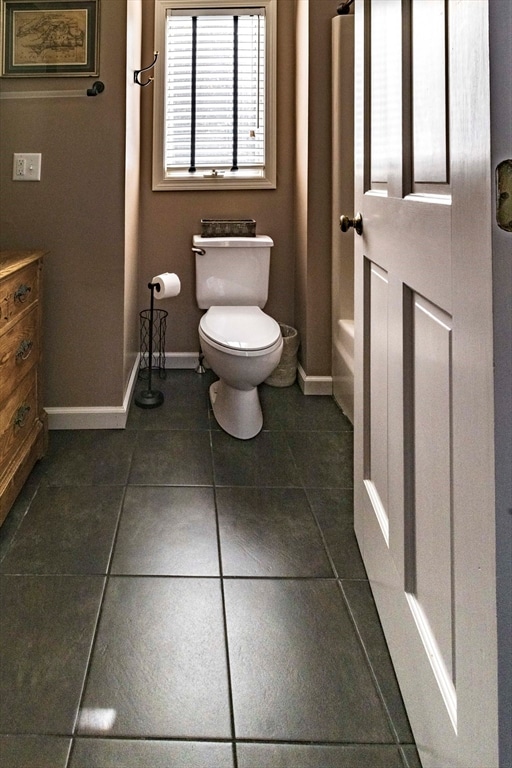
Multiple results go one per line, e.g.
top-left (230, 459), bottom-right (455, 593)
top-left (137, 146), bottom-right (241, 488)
top-left (45, 354), bottom-right (142, 430)
top-left (297, 363), bottom-right (333, 396)
top-left (164, 352), bottom-right (200, 369)
top-left (45, 405), bottom-right (130, 431)
top-left (45, 352), bottom-right (203, 429)
top-left (45, 354), bottom-right (331, 429)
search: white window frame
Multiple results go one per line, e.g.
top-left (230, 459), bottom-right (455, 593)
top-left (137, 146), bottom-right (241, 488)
top-left (153, 0), bottom-right (277, 191)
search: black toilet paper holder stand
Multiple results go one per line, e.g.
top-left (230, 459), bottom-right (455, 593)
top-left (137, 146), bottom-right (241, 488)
top-left (135, 282), bottom-right (167, 408)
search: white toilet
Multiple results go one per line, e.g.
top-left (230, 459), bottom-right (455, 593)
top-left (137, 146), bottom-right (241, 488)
top-left (193, 234), bottom-right (283, 440)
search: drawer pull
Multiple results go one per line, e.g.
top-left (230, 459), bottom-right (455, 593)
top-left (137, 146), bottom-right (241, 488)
top-left (16, 339), bottom-right (34, 361)
top-left (14, 284), bottom-right (31, 303)
top-left (13, 404), bottom-right (31, 429)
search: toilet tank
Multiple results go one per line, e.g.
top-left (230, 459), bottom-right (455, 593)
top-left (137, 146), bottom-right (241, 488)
top-left (194, 235), bottom-right (274, 309)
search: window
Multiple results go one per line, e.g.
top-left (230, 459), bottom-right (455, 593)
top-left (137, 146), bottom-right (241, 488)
top-left (153, 0), bottom-right (276, 190)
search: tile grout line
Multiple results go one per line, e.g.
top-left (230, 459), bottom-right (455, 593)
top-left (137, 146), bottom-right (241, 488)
top-left (337, 578), bottom-right (406, 750)
top-left (65, 431), bottom-right (140, 768)
top-left (0, 485), bottom-right (40, 564)
top-left (304, 487), bottom-right (343, 581)
top-left (209, 421), bottom-right (239, 768)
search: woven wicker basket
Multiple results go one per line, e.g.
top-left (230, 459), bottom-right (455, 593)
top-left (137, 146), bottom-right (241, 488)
top-left (201, 219), bottom-right (256, 237)
top-left (265, 324), bottom-right (300, 387)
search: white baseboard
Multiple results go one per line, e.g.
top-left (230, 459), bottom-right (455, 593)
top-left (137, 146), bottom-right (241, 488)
top-left (297, 363), bottom-right (333, 396)
top-left (45, 405), bottom-right (131, 431)
top-left (45, 354), bottom-right (331, 429)
top-left (45, 354), bottom-right (142, 430)
top-left (164, 352), bottom-right (201, 369)
top-left (45, 352), bottom-right (204, 429)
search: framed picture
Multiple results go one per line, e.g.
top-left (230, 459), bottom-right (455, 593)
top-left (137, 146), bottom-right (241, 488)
top-left (1, 0), bottom-right (99, 77)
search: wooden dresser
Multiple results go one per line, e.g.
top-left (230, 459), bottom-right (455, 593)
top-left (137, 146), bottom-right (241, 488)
top-left (0, 250), bottom-right (48, 526)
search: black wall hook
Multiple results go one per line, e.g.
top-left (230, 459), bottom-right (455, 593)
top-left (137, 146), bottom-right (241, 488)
top-left (134, 51), bottom-right (159, 87)
top-left (337, 0), bottom-right (354, 14)
top-left (86, 81), bottom-right (105, 96)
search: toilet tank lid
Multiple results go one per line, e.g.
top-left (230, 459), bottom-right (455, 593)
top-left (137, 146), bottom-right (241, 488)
top-left (193, 235), bottom-right (273, 248)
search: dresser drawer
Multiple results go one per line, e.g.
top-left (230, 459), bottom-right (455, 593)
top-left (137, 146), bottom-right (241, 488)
top-left (0, 373), bottom-right (39, 468)
top-left (0, 305), bottom-right (39, 403)
top-left (0, 261), bottom-right (39, 326)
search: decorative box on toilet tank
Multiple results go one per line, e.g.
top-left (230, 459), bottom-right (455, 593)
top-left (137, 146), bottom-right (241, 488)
top-left (0, 250), bottom-right (48, 526)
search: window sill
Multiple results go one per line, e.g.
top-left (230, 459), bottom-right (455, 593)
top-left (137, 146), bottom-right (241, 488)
top-left (152, 172), bottom-right (277, 192)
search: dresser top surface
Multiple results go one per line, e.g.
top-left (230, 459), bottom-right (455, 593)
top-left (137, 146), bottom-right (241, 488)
top-left (0, 250), bottom-right (48, 279)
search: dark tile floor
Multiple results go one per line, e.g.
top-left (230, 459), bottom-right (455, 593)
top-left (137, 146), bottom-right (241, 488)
top-left (0, 371), bottom-right (420, 768)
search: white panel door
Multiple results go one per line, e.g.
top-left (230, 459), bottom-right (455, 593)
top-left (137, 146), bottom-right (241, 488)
top-left (331, 13), bottom-right (355, 422)
top-left (352, 1), bottom-right (499, 766)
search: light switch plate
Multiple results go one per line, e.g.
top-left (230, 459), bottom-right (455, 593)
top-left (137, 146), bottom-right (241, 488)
top-left (13, 153), bottom-right (42, 181)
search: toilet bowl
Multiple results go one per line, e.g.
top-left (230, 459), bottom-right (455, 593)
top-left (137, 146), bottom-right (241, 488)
top-left (199, 306), bottom-right (283, 439)
top-left (194, 234), bottom-right (282, 439)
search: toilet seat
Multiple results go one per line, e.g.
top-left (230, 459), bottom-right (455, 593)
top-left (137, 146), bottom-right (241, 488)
top-left (199, 306), bottom-right (281, 356)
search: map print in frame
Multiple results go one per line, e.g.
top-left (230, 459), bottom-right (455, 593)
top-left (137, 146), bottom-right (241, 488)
top-left (1, 0), bottom-right (99, 76)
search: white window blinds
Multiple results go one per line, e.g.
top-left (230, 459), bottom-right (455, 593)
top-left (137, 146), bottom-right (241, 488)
top-left (165, 8), bottom-right (265, 175)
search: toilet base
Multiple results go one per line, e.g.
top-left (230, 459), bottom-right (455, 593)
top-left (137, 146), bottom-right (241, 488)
top-left (210, 380), bottom-right (263, 440)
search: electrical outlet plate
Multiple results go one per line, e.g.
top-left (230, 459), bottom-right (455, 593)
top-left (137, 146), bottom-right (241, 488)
top-left (13, 153), bottom-right (42, 181)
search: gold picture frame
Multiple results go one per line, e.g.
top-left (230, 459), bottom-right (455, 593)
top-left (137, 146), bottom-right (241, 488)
top-left (1, 0), bottom-right (99, 77)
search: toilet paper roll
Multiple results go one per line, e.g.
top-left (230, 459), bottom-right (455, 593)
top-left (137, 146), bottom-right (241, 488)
top-left (152, 272), bottom-right (181, 299)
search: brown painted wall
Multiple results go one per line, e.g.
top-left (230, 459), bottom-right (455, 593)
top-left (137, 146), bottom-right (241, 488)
top-left (124, 0), bottom-right (143, 388)
top-left (0, 0), bottom-right (339, 412)
top-left (295, 0), bottom-right (337, 377)
top-left (138, 0), bottom-right (297, 355)
top-left (0, 0), bottom-right (137, 408)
